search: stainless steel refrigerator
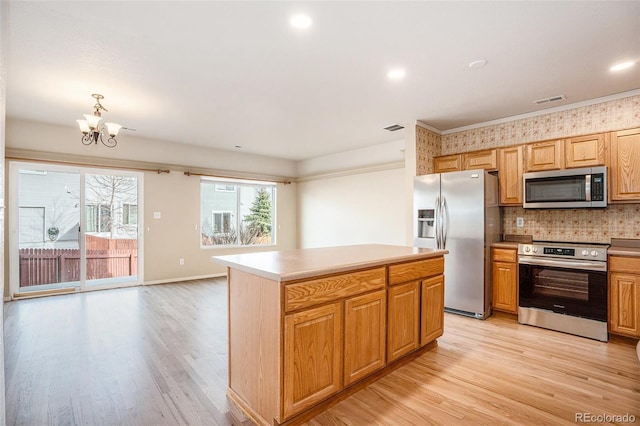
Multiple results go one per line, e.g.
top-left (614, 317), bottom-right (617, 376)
top-left (413, 170), bottom-right (501, 319)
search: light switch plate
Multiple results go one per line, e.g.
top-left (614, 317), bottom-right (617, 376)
top-left (153, 212), bottom-right (161, 219)
top-left (516, 217), bottom-right (524, 228)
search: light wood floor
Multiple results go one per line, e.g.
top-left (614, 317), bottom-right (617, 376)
top-left (4, 279), bottom-right (639, 426)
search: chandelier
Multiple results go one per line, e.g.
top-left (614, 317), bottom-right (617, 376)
top-left (76, 94), bottom-right (122, 147)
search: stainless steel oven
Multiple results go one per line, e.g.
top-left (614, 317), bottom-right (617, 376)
top-left (518, 242), bottom-right (608, 341)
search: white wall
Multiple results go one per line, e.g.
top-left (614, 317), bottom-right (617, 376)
top-left (297, 166), bottom-right (406, 248)
top-left (4, 119), bottom-right (298, 293)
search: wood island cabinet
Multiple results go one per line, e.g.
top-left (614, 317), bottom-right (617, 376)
top-left (343, 290), bottom-right (386, 386)
top-left (564, 133), bottom-right (606, 168)
top-left (609, 255), bottom-right (640, 338)
top-left (609, 128), bottom-right (640, 202)
top-left (421, 274), bottom-right (445, 345)
top-left (491, 247), bottom-right (518, 314)
top-left (498, 145), bottom-right (524, 205)
top-left (387, 281), bottom-right (421, 362)
top-left (215, 245), bottom-right (447, 426)
top-left (284, 302), bottom-right (343, 419)
top-left (525, 140), bottom-right (564, 172)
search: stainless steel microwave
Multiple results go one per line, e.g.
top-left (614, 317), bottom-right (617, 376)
top-left (523, 166), bottom-right (607, 208)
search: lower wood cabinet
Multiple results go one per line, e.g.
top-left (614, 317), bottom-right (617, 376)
top-left (344, 290), bottom-right (386, 386)
top-left (387, 281), bottom-right (420, 362)
top-left (421, 275), bottom-right (444, 345)
top-left (283, 302), bottom-right (343, 419)
top-left (491, 247), bottom-right (518, 314)
top-left (609, 255), bottom-right (640, 338)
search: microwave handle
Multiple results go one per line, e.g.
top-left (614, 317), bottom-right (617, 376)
top-left (585, 174), bottom-right (591, 201)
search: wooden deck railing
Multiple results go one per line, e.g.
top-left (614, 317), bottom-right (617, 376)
top-left (19, 247), bottom-right (138, 287)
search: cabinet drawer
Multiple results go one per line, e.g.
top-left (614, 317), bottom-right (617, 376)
top-left (492, 248), bottom-right (517, 262)
top-left (285, 268), bottom-right (385, 312)
top-left (388, 257), bottom-right (444, 285)
top-left (609, 256), bottom-right (640, 274)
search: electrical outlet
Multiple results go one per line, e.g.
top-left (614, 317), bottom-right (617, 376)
top-left (179, 258), bottom-right (185, 265)
top-left (516, 217), bottom-right (524, 228)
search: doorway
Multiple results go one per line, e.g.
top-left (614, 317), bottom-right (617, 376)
top-left (9, 162), bottom-right (144, 296)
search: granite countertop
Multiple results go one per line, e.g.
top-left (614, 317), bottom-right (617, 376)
top-left (212, 244), bottom-right (448, 282)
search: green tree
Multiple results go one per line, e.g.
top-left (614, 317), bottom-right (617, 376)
top-left (244, 188), bottom-right (272, 236)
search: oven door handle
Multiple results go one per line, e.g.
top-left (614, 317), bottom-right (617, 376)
top-left (518, 256), bottom-right (607, 272)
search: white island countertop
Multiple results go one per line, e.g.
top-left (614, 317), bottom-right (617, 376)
top-left (212, 244), bottom-right (448, 282)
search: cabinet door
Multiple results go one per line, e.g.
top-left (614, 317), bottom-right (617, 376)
top-left (610, 128), bottom-right (640, 202)
top-left (344, 290), bottom-right (386, 386)
top-left (525, 140), bottom-right (564, 171)
top-left (492, 260), bottom-right (518, 314)
top-left (283, 302), bottom-right (343, 419)
top-left (463, 149), bottom-right (497, 171)
top-left (498, 145), bottom-right (524, 205)
top-left (433, 154), bottom-right (462, 173)
top-left (387, 281), bottom-right (420, 362)
top-left (609, 272), bottom-right (640, 338)
top-left (421, 275), bottom-right (444, 345)
top-left (564, 134), bottom-right (605, 168)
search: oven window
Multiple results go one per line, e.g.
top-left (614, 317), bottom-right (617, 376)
top-left (532, 269), bottom-right (588, 301)
top-left (525, 176), bottom-right (586, 202)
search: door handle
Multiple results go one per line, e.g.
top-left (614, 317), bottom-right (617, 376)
top-left (434, 195), bottom-right (441, 249)
top-left (441, 195), bottom-right (448, 248)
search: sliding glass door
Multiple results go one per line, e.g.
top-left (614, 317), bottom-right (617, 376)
top-left (10, 162), bottom-right (143, 296)
top-left (15, 168), bottom-right (82, 291)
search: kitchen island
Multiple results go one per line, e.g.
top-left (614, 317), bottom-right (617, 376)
top-left (213, 244), bottom-right (448, 426)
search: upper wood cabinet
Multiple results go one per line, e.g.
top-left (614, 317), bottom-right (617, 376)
top-left (564, 134), bottom-right (606, 168)
top-left (609, 128), bottom-right (640, 202)
top-left (525, 140), bottom-right (564, 171)
top-left (498, 145), bottom-right (524, 205)
top-left (462, 149), bottom-right (497, 171)
top-left (433, 154), bottom-right (462, 173)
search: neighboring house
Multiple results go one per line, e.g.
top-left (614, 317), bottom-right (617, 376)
top-left (18, 169), bottom-right (138, 249)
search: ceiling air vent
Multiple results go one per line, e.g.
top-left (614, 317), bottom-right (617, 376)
top-left (533, 94), bottom-right (566, 105)
top-left (383, 124), bottom-right (405, 132)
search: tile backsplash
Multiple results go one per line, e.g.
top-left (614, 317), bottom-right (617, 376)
top-left (503, 204), bottom-right (640, 243)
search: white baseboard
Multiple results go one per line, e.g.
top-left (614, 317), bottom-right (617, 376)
top-left (143, 273), bottom-right (226, 286)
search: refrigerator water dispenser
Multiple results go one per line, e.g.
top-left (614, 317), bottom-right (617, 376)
top-left (417, 209), bottom-right (435, 238)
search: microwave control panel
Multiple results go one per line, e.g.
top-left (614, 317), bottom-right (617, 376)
top-left (590, 174), bottom-right (605, 201)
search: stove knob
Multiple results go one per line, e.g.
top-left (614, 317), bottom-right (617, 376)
top-left (591, 250), bottom-right (598, 257)
top-left (524, 246), bottom-right (530, 253)
top-left (582, 250), bottom-right (589, 256)
top-left (532, 247), bottom-right (538, 253)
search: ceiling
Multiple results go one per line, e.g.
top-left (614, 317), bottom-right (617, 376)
top-left (5, 1), bottom-right (640, 161)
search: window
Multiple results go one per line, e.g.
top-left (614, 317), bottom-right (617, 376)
top-left (19, 207), bottom-right (45, 243)
top-left (215, 184), bottom-right (236, 192)
top-left (86, 204), bottom-right (111, 233)
top-left (122, 203), bottom-right (138, 225)
top-left (201, 179), bottom-right (276, 247)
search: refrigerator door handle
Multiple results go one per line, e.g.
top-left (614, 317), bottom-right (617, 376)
top-left (441, 195), bottom-right (448, 248)
top-left (434, 195), bottom-right (441, 249)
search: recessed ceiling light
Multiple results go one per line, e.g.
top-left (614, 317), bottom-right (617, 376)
top-left (469, 59), bottom-right (487, 68)
top-left (610, 61), bottom-right (635, 72)
top-left (387, 68), bottom-right (406, 80)
top-left (290, 14), bottom-right (312, 29)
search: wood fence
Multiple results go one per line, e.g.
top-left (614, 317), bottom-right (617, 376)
top-left (19, 248), bottom-right (138, 287)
